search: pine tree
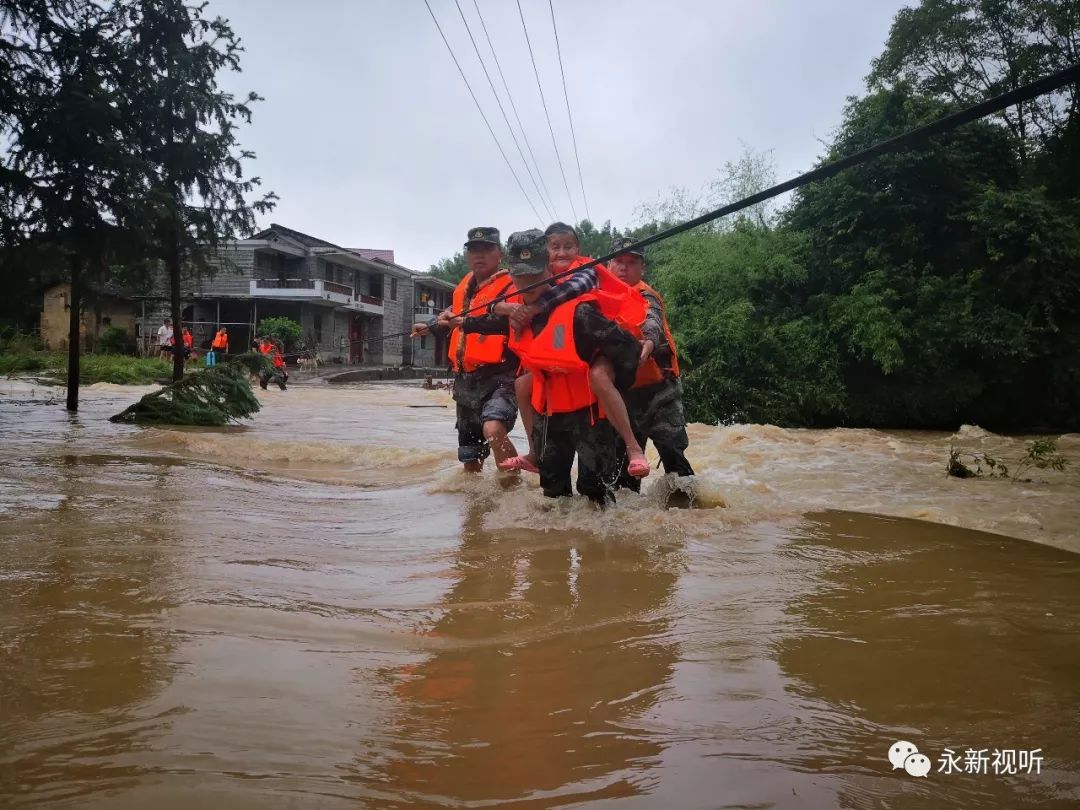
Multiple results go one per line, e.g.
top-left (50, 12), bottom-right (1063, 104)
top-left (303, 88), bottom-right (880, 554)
top-left (1, 0), bottom-right (141, 410)
top-left (119, 0), bottom-right (275, 382)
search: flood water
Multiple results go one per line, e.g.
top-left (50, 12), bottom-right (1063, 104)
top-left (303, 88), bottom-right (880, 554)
top-left (1, 379), bottom-right (1079, 808)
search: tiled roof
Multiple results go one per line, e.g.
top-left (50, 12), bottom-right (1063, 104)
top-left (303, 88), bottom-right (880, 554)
top-left (348, 248), bottom-right (395, 264)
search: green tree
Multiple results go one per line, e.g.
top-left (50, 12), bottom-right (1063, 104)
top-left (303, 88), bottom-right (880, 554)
top-left (258, 316), bottom-right (302, 351)
top-left (1, 0), bottom-right (141, 410)
top-left (869, 0), bottom-right (1079, 158)
top-left (121, 0), bottom-right (275, 382)
top-left (428, 251), bottom-right (469, 283)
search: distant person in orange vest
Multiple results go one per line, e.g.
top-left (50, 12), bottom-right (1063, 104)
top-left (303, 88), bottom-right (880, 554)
top-left (211, 327), bottom-right (229, 356)
top-left (459, 230), bottom-right (641, 505)
top-left (182, 327), bottom-right (195, 361)
top-left (255, 336), bottom-right (288, 390)
top-left (607, 237), bottom-right (694, 492)
top-left (410, 226), bottom-right (519, 473)
top-left (496, 222), bottom-right (651, 479)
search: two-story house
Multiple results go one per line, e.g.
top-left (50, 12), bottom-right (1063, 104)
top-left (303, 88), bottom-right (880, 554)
top-left (114, 224), bottom-right (454, 366)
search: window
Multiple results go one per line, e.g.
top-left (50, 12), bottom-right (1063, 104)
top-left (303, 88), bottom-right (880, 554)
top-left (420, 335), bottom-right (428, 349)
top-left (323, 261), bottom-right (334, 282)
top-left (313, 313), bottom-right (323, 344)
top-left (369, 275), bottom-right (383, 299)
top-left (390, 277), bottom-right (398, 301)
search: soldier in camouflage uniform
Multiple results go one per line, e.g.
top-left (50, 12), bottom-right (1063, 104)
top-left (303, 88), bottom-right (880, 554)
top-left (461, 230), bottom-right (640, 505)
top-left (411, 227), bottom-right (519, 472)
top-left (607, 237), bottom-right (695, 493)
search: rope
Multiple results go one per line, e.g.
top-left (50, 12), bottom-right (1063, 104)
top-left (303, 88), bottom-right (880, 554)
top-left (297, 62), bottom-right (1080, 346)
top-left (449, 61), bottom-right (1080, 318)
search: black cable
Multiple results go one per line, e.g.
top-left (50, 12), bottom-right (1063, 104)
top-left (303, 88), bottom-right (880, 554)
top-left (423, 0), bottom-right (543, 222)
top-left (452, 0), bottom-right (555, 221)
top-left (451, 61), bottom-right (1080, 317)
top-left (473, 0), bottom-right (560, 219)
top-left (548, 0), bottom-right (590, 223)
top-left (515, 0), bottom-right (578, 223)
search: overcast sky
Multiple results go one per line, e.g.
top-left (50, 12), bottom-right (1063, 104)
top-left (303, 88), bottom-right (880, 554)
top-left (207, 0), bottom-right (910, 270)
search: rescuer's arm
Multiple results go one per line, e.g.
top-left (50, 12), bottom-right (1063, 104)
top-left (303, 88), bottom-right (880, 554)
top-left (639, 288), bottom-right (668, 365)
top-left (461, 313), bottom-right (510, 336)
top-left (497, 266), bottom-right (598, 333)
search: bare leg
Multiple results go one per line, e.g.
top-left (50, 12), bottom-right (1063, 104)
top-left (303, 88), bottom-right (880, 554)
top-left (463, 460), bottom-right (483, 473)
top-left (515, 373), bottom-right (537, 463)
top-left (483, 420), bottom-right (517, 468)
top-left (589, 358), bottom-right (648, 476)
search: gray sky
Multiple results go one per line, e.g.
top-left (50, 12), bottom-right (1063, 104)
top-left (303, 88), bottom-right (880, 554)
top-left (208, 0), bottom-right (910, 270)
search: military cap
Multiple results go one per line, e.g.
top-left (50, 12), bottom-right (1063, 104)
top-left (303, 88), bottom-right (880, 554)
top-left (611, 235), bottom-right (645, 258)
top-left (505, 229), bottom-right (548, 276)
top-left (464, 226), bottom-right (501, 248)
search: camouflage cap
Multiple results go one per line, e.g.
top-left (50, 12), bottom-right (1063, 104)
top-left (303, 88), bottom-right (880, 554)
top-left (464, 226), bottom-right (501, 248)
top-left (611, 235), bottom-right (645, 258)
top-left (505, 229), bottom-right (548, 276)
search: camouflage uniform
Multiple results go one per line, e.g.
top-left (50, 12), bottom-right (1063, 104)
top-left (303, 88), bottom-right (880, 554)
top-left (617, 377), bottom-right (694, 491)
top-left (533, 410), bottom-right (619, 504)
top-left (608, 237), bottom-right (695, 492)
top-left (427, 227), bottom-right (518, 465)
top-left (453, 365), bottom-right (517, 464)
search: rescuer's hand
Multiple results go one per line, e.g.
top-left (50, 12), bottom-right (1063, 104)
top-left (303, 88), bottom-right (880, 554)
top-left (410, 323), bottom-right (430, 338)
top-left (509, 304), bottom-right (538, 334)
top-left (639, 339), bottom-right (655, 365)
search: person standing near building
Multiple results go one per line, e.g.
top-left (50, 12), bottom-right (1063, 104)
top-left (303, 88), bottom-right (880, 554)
top-left (157, 318), bottom-right (173, 360)
top-left (211, 326), bottom-right (229, 358)
top-left (410, 227), bottom-right (519, 473)
top-left (182, 327), bottom-right (195, 362)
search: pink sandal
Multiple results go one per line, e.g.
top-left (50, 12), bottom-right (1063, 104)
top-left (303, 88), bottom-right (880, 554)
top-left (498, 455), bottom-right (540, 474)
top-left (627, 453), bottom-right (651, 478)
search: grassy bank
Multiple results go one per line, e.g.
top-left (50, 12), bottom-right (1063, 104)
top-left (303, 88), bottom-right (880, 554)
top-left (0, 351), bottom-right (171, 384)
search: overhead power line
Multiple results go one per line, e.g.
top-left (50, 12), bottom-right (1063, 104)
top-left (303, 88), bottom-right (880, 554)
top-left (472, 0), bottom-right (560, 220)
top-left (452, 0), bottom-right (555, 221)
top-left (515, 0), bottom-right (578, 224)
top-left (548, 0), bottom-right (590, 223)
top-left (423, 0), bottom-right (544, 223)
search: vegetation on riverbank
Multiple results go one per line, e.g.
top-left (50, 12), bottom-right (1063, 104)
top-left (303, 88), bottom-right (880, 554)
top-left (0, 350), bottom-right (170, 385)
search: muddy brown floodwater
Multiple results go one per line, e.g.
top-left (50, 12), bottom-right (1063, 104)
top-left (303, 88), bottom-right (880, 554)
top-left (1, 379), bottom-right (1079, 809)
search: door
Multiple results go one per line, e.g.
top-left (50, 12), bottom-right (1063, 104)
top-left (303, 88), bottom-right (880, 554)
top-left (350, 316), bottom-right (364, 364)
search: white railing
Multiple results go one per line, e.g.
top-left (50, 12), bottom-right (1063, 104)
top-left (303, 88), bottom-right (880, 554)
top-left (250, 278), bottom-right (353, 304)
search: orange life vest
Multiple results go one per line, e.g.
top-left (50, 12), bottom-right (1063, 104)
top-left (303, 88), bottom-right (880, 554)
top-left (631, 280), bottom-right (681, 388)
top-left (449, 270), bottom-right (515, 373)
top-left (259, 341), bottom-right (285, 368)
top-left (182, 331), bottom-right (193, 349)
top-left (212, 330), bottom-right (228, 350)
top-left (508, 294), bottom-right (598, 415)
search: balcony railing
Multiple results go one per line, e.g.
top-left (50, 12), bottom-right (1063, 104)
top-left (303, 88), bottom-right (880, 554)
top-left (255, 278), bottom-right (315, 290)
top-left (250, 278), bottom-right (353, 304)
top-left (358, 294), bottom-right (383, 306)
top-left (324, 280), bottom-right (353, 297)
